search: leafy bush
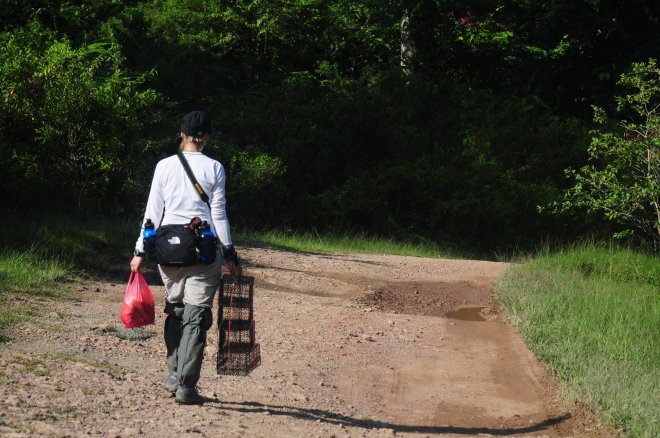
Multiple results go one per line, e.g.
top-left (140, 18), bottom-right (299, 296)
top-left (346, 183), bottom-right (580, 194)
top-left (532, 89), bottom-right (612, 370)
top-left (552, 60), bottom-right (660, 250)
top-left (0, 21), bottom-right (159, 211)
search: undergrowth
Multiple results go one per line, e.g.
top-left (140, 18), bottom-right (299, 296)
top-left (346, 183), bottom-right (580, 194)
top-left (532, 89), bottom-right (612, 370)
top-left (495, 244), bottom-right (659, 437)
top-left (0, 213), bottom-right (137, 341)
top-left (236, 229), bottom-right (469, 259)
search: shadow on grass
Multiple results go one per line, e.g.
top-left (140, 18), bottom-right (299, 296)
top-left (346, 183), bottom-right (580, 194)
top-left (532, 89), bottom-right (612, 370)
top-left (204, 399), bottom-right (571, 435)
top-left (236, 233), bottom-right (479, 261)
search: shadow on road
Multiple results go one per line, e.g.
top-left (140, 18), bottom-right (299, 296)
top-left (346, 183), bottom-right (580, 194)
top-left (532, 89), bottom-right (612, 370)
top-left (205, 399), bottom-right (571, 436)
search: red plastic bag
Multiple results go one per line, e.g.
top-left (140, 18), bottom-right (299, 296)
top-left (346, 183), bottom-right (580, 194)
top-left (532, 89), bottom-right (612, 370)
top-left (120, 271), bottom-right (155, 329)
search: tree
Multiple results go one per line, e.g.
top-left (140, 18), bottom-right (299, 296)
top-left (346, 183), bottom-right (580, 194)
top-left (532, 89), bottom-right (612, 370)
top-left (552, 59), bottom-right (660, 249)
top-left (0, 21), bottom-right (159, 211)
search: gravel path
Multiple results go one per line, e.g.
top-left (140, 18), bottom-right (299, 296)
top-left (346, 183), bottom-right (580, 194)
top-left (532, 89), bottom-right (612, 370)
top-left (0, 247), bottom-right (608, 437)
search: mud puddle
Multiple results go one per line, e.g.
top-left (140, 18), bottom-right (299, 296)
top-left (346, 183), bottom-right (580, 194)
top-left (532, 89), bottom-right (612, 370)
top-left (444, 306), bottom-right (486, 321)
top-left (358, 280), bottom-right (489, 316)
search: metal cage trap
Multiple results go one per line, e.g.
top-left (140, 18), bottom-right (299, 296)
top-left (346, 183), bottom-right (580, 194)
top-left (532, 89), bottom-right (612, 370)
top-left (217, 274), bottom-right (261, 375)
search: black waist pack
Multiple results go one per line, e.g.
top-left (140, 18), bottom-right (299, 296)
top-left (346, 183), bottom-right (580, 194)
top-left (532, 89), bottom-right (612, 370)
top-left (155, 224), bottom-right (197, 267)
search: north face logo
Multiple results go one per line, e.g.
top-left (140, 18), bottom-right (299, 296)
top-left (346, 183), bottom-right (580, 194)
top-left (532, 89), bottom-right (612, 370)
top-left (168, 236), bottom-right (181, 245)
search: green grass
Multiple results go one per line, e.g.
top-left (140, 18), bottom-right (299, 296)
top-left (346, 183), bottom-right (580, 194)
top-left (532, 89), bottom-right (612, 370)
top-left (0, 213), bottom-right (137, 271)
top-left (235, 229), bottom-right (469, 259)
top-left (0, 249), bottom-right (70, 292)
top-left (495, 244), bottom-right (659, 437)
top-left (0, 213), bottom-right (138, 341)
top-left (0, 249), bottom-right (70, 342)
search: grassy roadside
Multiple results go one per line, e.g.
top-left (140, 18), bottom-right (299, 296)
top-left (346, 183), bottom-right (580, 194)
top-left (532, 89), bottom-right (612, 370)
top-left (0, 214), bottom-right (138, 341)
top-left (495, 244), bottom-right (659, 437)
top-left (236, 229), bottom-right (468, 259)
top-left (0, 249), bottom-right (69, 342)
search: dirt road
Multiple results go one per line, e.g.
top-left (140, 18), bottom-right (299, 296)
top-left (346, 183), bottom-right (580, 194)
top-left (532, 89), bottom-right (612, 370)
top-left (0, 247), bottom-right (604, 437)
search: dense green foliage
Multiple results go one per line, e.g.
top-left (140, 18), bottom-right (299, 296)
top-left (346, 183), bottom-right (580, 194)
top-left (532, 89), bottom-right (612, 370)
top-left (0, 21), bottom-right (159, 211)
top-left (495, 244), bottom-right (659, 436)
top-left (553, 60), bottom-right (660, 249)
top-left (1, 1), bottom-right (659, 250)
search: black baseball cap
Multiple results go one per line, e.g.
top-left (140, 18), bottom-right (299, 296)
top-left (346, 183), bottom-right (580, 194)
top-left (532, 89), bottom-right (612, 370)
top-left (180, 111), bottom-right (212, 137)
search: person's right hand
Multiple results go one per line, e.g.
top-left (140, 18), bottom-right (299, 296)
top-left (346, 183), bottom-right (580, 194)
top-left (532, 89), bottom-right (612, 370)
top-left (130, 255), bottom-right (143, 273)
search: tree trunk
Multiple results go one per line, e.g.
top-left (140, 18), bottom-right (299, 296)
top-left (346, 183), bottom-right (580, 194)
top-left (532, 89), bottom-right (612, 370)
top-left (647, 149), bottom-right (660, 251)
top-left (400, 9), bottom-right (415, 73)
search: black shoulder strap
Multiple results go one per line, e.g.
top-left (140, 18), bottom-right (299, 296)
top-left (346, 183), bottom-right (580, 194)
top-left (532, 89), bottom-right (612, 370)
top-left (177, 152), bottom-right (211, 209)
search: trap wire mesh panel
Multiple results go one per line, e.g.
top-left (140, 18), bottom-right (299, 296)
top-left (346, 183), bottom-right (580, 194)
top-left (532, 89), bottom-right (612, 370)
top-left (217, 275), bottom-right (261, 375)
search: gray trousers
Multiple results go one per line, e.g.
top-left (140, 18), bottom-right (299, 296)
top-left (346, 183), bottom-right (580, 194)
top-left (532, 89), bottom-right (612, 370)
top-left (160, 252), bottom-right (221, 386)
top-left (164, 302), bottom-right (214, 387)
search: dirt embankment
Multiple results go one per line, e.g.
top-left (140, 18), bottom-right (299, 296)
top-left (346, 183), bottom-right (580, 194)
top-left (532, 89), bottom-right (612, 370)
top-left (0, 247), bottom-right (610, 437)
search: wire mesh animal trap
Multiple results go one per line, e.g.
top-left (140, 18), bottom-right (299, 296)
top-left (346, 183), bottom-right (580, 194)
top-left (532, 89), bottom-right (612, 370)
top-left (217, 274), bottom-right (261, 375)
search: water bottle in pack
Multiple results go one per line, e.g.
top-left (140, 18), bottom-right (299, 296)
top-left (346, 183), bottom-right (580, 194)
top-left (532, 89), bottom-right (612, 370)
top-left (196, 221), bottom-right (217, 264)
top-left (143, 219), bottom-right (157, 259)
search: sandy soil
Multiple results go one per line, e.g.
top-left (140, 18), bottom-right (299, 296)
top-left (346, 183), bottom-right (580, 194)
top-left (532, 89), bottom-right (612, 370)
top-left (0, 247), bottom-right (611, 437)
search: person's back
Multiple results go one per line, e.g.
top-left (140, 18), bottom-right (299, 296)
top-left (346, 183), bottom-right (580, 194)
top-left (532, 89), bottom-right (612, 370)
top-left (130, 111), bottom-right (240, 405)
top-left (144, 151), bottom-right (231, 245)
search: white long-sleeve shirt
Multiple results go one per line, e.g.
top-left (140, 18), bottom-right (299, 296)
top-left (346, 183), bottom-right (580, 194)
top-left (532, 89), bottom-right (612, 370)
top-left (134, 151), bottom-right (232, 253)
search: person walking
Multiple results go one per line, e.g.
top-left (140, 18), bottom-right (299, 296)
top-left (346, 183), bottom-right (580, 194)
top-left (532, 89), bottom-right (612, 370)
top-left (130, 111), bottom-right (240, 405)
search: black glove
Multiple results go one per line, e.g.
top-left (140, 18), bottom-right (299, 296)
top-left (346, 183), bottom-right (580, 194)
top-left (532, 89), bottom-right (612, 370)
top-left (221, 244), bottom-right (240, 266)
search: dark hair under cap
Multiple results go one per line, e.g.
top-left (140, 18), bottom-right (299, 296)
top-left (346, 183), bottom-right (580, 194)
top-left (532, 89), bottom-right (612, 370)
top-left (181, 111), bottom-right (212, 137)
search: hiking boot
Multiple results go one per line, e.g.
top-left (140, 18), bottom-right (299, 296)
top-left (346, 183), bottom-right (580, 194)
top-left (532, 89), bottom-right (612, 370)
top-left (165, 371), bottom-right (178, 393)
top-left (175, 384), bottom-right (204, 405)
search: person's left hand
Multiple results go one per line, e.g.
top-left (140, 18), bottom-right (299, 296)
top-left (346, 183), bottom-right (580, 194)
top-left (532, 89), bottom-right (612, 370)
top-left (222, 245), bottom-right (242, 277)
